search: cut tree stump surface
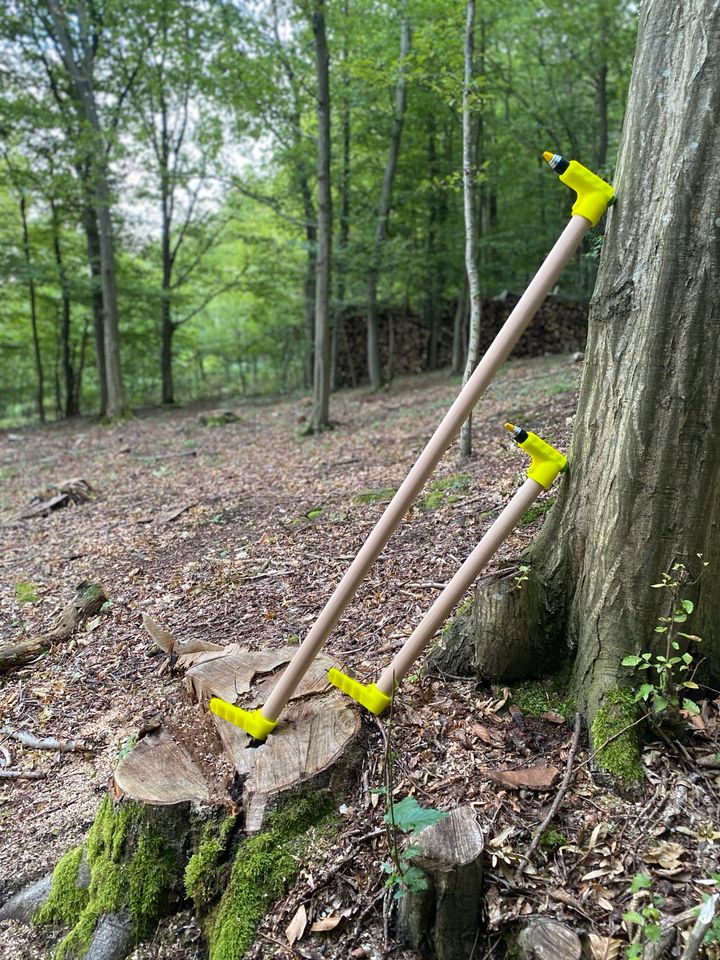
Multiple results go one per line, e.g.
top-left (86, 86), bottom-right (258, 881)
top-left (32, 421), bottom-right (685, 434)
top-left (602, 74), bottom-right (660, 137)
top-left (114, 640), bottom-right (362, 831)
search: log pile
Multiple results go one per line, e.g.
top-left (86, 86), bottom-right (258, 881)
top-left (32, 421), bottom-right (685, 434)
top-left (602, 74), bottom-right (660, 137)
top-left (335, 295), bottom-right (588, 387)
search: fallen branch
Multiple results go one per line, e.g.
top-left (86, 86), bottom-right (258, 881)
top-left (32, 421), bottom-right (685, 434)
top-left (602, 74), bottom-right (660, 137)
top-left (0, 768), bottom-right (47, 780)
top-left (0, 728), bottom-right (97, 755)
top-left (679, 894), bottom-right (719, 960)
top-left (0, 582), bottom-right (108, 674)
top-left (515, 711), bottom-right (582, 880)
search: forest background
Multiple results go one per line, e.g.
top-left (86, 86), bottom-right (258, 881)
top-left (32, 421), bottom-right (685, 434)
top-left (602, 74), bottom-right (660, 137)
top-left (0, 0), bottom-right (636, 428)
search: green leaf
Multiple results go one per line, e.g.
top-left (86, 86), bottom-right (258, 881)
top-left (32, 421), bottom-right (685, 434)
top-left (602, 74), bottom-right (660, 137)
top-left (682, 680), bottom-right (699, 689)
top-left (682, 653), bottom-right (693, 664)
top-left (384, 796), bottom-right (449, 833)
top-left (642, 653), bottom-right (653, 660)
top-left (673, 613), bottom-right (687, 623)
top-left (654, 626), bottom-right (668, 634)
top-left (682, 699), bottom-right (700, 715)
top-left (637, 684), bottom-right (655, 701)
top-left (622, 655), bottom-right (642, 666)
top-left (681, 599), bottom-right (694, 614)
top-left (623, 910), bottom-right (646, 926)
top-left (630, 873), bottom-right (652, 893)
top-left (653, 695), bottom-right (669, 713)
top-left (678, 633), bottom-right (702, 642)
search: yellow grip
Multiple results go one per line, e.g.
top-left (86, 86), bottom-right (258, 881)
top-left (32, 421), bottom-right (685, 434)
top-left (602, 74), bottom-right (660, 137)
top-left (209, 699), bottom-right (277, 740)
top-left (327, 668), bottom-right (391, 716)
top-left (559, 160), bottom-right (614, 227)
top-left (505, 424), bottom-right (567, 489)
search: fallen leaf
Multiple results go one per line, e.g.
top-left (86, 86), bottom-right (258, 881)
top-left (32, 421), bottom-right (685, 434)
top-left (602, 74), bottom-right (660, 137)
top-left (644, 840), bottom-right (686, 870)
top-left (483, 765), bottom-right (560, 791)
top-left (587, 933), bottom-right (622, 959)
top-left (311, 913), bottom-right (343, 932)
top-left (286, 904), bottom-right (307, 946)
top-left (471, 723), bottom-right (503, 746)
top-left (541, 710), bottom-right (566, 724)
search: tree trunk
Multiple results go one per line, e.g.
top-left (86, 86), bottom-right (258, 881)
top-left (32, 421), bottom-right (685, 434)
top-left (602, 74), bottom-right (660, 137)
top-left (425, 114), bottom-right (440, 372)
top-left (51, 199), bottom-right (79, 417)
top-left (366, 8), bottom-right (411, 391)
top-left (459, 0), bottom-right (482, 459)
top-left (451, 279), bottom-right (468, 376)
top-left (310, 0), bottom-right (332, 433)
top-left (462, 0), bottom-right (720, 724)
top-left (81, 200), bottom-right (108, 418)
top-left (18, 194), bottom-right (45, 423)
top-left (47, 0), bottom-right (125, 418)
top-left (332, 16), bottom-right (351, 393)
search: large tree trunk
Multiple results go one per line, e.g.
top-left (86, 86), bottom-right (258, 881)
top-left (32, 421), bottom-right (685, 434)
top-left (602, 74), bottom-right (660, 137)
top-left (458, 0), bottom-right (720, 725)
top-left (366, 8), bottom-right (411, 391)
top-left (310, 0), bottom-right (332, 433)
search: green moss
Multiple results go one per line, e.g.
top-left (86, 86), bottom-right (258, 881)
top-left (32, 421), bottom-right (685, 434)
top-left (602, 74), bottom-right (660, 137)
top-left (539, 829), bottom-right (565, 853)
top-left (34, 846), bottom-right (88, 927)
top-left (353, 487), bottom-right (397, 505)
top-left (207, 791), bottom-right (336, 960)
top-left (591, 687), bottom-right (644, 785)
top-left (185, 817), bottom-right (236, 912)
top-left (441, 594), bottom-right (474, 637)
top-left (512, 679), bottom-right (575, 721)
top-left (520, 495), bottom-right (556, 526)
top-left (47, 797), bottom-right (177, 959)
top-left (419, 473), bottom-right (472, 511)
top-left (15, 580), bottom-right (40, 604)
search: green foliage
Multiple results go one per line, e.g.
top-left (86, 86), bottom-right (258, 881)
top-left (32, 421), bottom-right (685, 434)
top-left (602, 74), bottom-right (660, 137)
top-left (206, 792), bottom-right (335, 960)
top-left (622, 561), bottom-right (705, 719)
top-left (539, 829), bottom-right (565, 853)
top-left (623, 874), bottom-right (664, 959)
top-left (15, 580), bottom-right (40, 604)
top-left (590, 687), bottom-right (644, 785)
top-left (382, 796), bottom-right (448, 899)
top-left (34, 846), bottom-right (88, 927)
top-left (418, 473), bottom-right (472, 511)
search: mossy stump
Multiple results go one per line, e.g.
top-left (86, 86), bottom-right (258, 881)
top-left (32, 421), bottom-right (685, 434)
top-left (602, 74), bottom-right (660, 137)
top-left (24, 640), bottom-right (363, 960)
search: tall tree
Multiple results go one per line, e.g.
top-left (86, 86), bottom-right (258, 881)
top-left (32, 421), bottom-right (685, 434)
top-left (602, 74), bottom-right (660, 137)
top-left (459, 0), bottom-right (481, 459)
top-left (45, 0), bottom-right (127, 417)
top-left (457, 0), bottom-right (720, 732)
top-left (310, 0), bottom-right (332, 432)
top-left (365, 5), bottom-right (410, 391)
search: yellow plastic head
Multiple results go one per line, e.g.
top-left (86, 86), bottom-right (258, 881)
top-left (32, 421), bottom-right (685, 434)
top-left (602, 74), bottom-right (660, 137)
top-left (544, 152), bottom-right (615, 226)
top-left (505, 423), bottom-right (567, 489)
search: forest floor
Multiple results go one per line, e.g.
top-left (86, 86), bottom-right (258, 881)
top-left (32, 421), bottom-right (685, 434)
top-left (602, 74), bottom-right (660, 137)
top-left (0, 354), bottom-right (719, 960)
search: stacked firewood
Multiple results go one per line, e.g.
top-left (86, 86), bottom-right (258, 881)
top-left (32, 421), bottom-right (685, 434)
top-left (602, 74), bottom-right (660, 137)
top-left (335, 294), bottom-right (588, 387)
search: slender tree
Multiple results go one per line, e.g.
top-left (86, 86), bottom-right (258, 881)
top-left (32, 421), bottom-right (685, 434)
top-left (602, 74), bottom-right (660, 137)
top-left (459, 0), bottom-right (481, 458)
top-left (309, 0), bottom-right (332, 432)
top-left (365, 5), bottom-right (410, 391)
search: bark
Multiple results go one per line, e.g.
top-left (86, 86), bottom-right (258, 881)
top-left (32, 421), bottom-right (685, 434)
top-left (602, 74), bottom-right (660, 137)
top-left (425, 114), bottom-right (440, 371)
top-left (18, 194), bottom-right (45, 422)
top-left (366, 8), bottom-right (411, 390)
top-left (51, 200), bottom-right (79, 417)
top-left (310, 0), bottom-right (332, 433)
top-left (47, 0), bottom-right (125, 418)
top-left (459, 0), bottom-right (482, 459)
top-left (463, 0), bottom-right (720, 722)
top-left (332, 14), bottom-right (351, 393)
top-left (81, 199), bottom-right (108, 417)
top-left (451, 279), bottom-right (468, 376)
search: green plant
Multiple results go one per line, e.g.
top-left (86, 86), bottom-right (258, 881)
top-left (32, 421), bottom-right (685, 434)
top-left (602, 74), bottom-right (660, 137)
top-left (378, 691), bottom-right (448, 899)
top-left (622, 561), bottom-right (705, 718)
top-left (514, 564), bottom-right (530, 589)
top-left (15, 581), bottom-right (40, 604)
top-left (623, 873), bottom-right (663, 959)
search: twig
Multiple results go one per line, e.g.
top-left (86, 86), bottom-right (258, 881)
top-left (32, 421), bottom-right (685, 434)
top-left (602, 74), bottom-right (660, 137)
top-left (351, 885), bottom-right (386, 937)
top-left (0, 727), bottom-right (97, 755)
top-left (0, 768), bottom-right (47, 780)
top-left (679, 894), bottom-right (719, 960)
top-left (515, 711), bottom-right (582, 881)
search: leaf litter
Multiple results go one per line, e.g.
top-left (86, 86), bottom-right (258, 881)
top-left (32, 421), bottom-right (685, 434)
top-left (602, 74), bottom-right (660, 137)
top-left (0, 356), bottom-right (719, 959)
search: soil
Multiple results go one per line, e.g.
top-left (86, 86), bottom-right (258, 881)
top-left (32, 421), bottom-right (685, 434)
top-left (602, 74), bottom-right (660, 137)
top-left (1, 355), bottom-right (718, 960)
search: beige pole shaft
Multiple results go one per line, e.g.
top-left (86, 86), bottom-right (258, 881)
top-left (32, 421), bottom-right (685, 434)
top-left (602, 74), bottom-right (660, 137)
top-left (261, 214), bottom-right (589, 722)
top-left (376, 477), bottom-right (543, 694)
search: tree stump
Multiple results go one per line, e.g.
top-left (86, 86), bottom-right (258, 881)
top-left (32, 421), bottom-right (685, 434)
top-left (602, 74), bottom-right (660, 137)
top-left (431, 569), bottom-right (559, 682)
top-left (516, 918), bottom-right (582, 960)
top-left (10, 633), bottom-right (364, 960)
top-left (398, 806), bottom-right (485, 960)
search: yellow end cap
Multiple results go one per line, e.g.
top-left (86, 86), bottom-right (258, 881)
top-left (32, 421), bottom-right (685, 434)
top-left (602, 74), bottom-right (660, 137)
top-left (209, 699), bottom-right (277, 740)
top-left (559, 160), bottom-right (614, 227)
top-left (327, 668), bottom-right (391, 716)
top-left (517, 432), bottom-right (567, 489)
top-left (542, 151), bottom-right (553, 163)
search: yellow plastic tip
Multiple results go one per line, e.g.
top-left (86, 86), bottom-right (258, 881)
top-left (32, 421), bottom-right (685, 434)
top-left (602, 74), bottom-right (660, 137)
top-left (209, 698), bottom-right (277, 740)
top-left (543, 151), bottom-right (554, 163)
top-left (504, 422), bottom-right (516, 432)
top-left (327, 668), bottom-right (391, 716)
